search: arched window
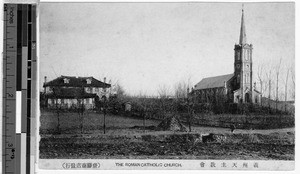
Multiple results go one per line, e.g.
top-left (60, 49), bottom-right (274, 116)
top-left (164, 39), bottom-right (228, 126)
top-left (245, 73), bottom-right (250, 83)
top-left (236, 51), bottom-right (240, 60)
top-left (248, 50), bottom-right (250, 60)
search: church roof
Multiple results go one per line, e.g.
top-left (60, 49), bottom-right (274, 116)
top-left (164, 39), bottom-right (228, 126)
top-left (194, 74), bottom-right (234, 90)
top-left (239, 8), bottom-right (247, 45)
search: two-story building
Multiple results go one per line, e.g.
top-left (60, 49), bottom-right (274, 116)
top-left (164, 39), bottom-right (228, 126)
top-left (43, 75), bottom-right (111, 109)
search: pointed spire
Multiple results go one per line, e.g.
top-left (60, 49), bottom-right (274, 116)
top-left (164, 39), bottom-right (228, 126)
top-left (239, 5), bottom-right (247, 45)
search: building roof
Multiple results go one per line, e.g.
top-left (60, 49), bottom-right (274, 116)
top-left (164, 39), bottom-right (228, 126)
top-left (194, 74), bottom-right (234, 90)
top-left (44, 75), bottom-right (111, 88)
top-left (239, 8), bottom-right (247, 45)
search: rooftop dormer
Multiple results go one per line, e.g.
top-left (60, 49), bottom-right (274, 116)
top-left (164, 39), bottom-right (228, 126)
top-left (86, 78), bottom-right (92, 84)
top-left (63, 78), bottom-right (70, 84)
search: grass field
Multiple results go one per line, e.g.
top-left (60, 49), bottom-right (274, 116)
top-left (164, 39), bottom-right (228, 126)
top-left (40, 111), bottom-right (161, 134)
top-left (40, 110), bottom-right (295, 160)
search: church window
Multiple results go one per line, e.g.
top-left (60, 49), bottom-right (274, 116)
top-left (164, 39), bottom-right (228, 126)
top-left (245, 73), bottom-right (250, 83)
top-left (248, 50), bottom-right (250, 60)
top-left (236, 51), bottom-right (240, 60)
top-left (245, 50), bottom-right (249, 60)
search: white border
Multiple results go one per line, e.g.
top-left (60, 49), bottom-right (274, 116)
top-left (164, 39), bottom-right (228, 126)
top-left (0, 0), bottom-right (298, 174)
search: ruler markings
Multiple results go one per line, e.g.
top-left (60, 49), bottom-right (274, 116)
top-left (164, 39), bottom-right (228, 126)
top-left (30, 6), bottom-right (36, 174)
top-left (28, 4), bottom-right (34, 174)
top-left (3, 4), bottom-right (36, 174)
top-left (3, 4), bottom-right (16, 174)
top-left (16, 6), bottom-right (22, 92)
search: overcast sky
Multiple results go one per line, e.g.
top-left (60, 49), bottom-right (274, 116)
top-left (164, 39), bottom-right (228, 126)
top-left (39, 2), bottom-right (294, 96)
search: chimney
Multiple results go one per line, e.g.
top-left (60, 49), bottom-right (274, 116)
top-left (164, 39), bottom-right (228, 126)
top-left (44, 76), bottom-right (47, 93)
top-left (103, 77), bottom-right (107, 93)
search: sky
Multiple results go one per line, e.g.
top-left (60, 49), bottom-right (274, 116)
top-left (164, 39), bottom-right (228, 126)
top-left (39, 2), bottom-right (295, 97)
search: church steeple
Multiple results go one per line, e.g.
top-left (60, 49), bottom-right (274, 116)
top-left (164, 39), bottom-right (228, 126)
top-left (234, 5), bottom-right (253, 103)
top-left (239, 7), bottom-right (247, 45)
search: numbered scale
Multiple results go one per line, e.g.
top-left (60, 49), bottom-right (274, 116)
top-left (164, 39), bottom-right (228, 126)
top-left (2, 4), bottom-right (37, 174)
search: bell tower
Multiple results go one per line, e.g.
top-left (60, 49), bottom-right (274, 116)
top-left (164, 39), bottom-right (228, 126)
top-left (234, 7), bottom-right (253, 103)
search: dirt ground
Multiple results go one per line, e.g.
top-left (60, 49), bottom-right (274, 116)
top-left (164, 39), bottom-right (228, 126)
top-left (39, 111), bottom-right (295, 160)
top-left (39, 128), bottom-right (294, 160)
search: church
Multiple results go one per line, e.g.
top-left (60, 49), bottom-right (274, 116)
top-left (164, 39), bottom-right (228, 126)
top-left (192, 9), bottom-right (261, 104)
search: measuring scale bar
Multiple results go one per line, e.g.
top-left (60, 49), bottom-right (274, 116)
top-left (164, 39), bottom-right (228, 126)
top-left (3, 3), bottom-right (37, 174)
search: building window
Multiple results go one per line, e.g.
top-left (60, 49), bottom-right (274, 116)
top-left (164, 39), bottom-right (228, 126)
top-left (86, 87), bottom-right (92, 93)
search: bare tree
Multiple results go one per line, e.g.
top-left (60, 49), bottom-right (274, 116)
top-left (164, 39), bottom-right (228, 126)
top-left (173, 79), bottom-right (193, 132)
top-left (284, 68), bottom-right (290, 112)
top-left (75, 86), bottom-right (86, 134)
top-left (265, 69), bottom-right (273, 111)
top-left (290, 65), bottom-right (295, 101)
top-left (51, 87), bottom-right (63, 134)
top-left (256, 64), bottom-right (264, 107)
top-left (134, 91), bottom-right (149, 132)
top-left (76, 98), bottom-right (85, 134)
top-left (157, 84), bottom-right (171, 98)
top-left (275, 58), bottom-right (282, 111)
top-left (157, 85), bottom-right (171, 119)
top-left (174, 82), bottom-right (188, 99)
top-left (114, 83), bottom-right (125, 96)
